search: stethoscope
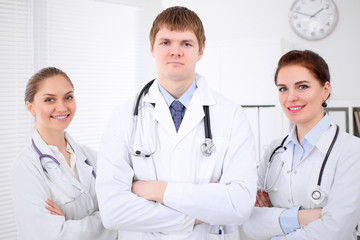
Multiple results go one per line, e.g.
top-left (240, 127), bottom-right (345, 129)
top-left (128, 79), bottom-right (216, 157)
top-left (260, 125), bottom-right (339, 204)
top-left (32, 139), bottom-right (96, 201)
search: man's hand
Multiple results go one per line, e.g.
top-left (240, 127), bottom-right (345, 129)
top-left (132, 180), bottom-right (168, 204)
top-left (298, 208), bottom-right (322, 227)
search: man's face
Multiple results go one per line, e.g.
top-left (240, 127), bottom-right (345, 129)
top-left (151, 27), bottom-right (204, 85)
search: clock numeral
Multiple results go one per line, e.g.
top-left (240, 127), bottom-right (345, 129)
top-left (311, 31), bottom-right (316, 37)
top-left (296, 23), bottom-right (302, 28)
top-left (320, 29), bottom-right (325, 34)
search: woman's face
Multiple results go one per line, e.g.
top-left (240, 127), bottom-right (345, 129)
top-left (26, 75), bottom-right (76, 134)
top-left (276, 65), bottom-right (330, 130)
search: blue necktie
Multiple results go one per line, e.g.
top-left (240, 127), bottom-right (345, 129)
top-left (170, 100), bottom-right (185, 132)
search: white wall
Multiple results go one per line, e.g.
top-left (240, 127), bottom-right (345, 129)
top-left (161, 0), bottom-right (360, 102)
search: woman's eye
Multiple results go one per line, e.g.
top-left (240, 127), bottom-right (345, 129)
top-left (66, 96), bottom-right (73, 100)
top-left (299, 85), bottom-right (308, 90)
top-left (278, 87), bottom-right (287, 92)
top-left (44, 98), bottom-right (54, 102)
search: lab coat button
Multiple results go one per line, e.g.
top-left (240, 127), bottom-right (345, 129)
top-left (287, 170), bottom-right (290, 174)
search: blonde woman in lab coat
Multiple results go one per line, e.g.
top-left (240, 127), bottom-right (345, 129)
top-left (241, 50), bottom-right (360, 239)
top-left (11, 67), bottom-right (117, 240)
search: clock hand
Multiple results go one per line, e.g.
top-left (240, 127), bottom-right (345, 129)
top-left (311, 8), bottom-right (324, 18)
top-left (293, 10), bottom-right (312, 17)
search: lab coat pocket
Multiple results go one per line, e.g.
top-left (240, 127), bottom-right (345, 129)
top-left (196, 136), bottom-right (226, 184)
top-left (207, 230), bottom-right (238, 240)
top-left (208, 225), bottom-right (238, 240)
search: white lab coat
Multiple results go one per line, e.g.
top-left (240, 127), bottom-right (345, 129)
top-left (11, 131), bottom-right (117, 240)
top-left (96, 74), bottom-right (258, 240)
top-left (241, 124), bottom-right (360, 239)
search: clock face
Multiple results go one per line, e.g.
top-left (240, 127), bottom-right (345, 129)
top-left (289, 0), bottom-right (338, 40)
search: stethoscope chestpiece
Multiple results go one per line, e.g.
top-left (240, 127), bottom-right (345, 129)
top-left (311, 187), bottom-right (326, 205)
top-left (201, 138), bottom-right (216, 156)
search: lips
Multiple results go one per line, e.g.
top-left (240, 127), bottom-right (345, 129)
top-left (51, 114), bottom-right (69, 121)
top-left (167, 62), bottom-right (184, 65)
top-left (288, 105), bottom-right (304, 113)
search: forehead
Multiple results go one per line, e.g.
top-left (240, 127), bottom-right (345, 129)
top-left (155, 27), bottom-right (198, 42)
top-left (37, 75), bottom-right (73, 93)
top-left (277, 65), bottom-right (315, 83)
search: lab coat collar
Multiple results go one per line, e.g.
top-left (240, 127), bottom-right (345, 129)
top-left (65, 132), bottom-right (94, 189)
top-left (32, 131), bottom-right (93, 189)
top-left (142, 73), bottom-right (216, 142)
top-left (32, 130), bottom-right (58, 165)
top-left (280, 123), bottom-right (338, 170)
top-left (314, 123), bottom-right (338, 156)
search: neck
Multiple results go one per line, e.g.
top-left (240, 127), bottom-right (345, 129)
top-left (296, 113), bottom-right (324, 143)
top-left (158, 75), bottom-right (194, 99)
top-left (37, 127), bottom-right (67, 152)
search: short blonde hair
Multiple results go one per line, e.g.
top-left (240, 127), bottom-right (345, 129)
top-left (149, 6), bottom-right (206, 52)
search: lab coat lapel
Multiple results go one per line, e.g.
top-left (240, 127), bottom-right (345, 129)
top-left (65, 133), bottom-right (93, 190)
top-left (279, 143), bottom-right (294, 172)
top-left (177, 75), bottom-right (216, 143)
top-left (143, 79), bottom-right (177, 138)
top-left (32, 131), bottom-right (61, 169)
top-left (176, 91), bottom-right (204, 142)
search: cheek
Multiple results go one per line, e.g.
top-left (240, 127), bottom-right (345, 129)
top-left (278, 94), bottom-right (286, 106)
top-left (71, 102), bottom-right (77, 112)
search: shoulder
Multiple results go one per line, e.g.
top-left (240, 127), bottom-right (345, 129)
top-left (11, 145), bottom-right (43, 184)
top-left (13, 145), bottom-right (38, 170)
top-left (78, 143), bottom-right (97, 159)
top-left (336, 130), bottom-right (360, 154)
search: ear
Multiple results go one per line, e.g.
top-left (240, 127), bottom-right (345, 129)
top-left (150, 45), bottom-right (155, 58)
top-left (197, 43), bottom-right (205, 61)
top-left (26, 101), bottom-right (36, 117)
top-left (323, 81), bottom-right (331, 101)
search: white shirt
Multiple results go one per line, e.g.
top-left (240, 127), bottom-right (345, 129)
top-left (48, 142), bottom-right (78, 180)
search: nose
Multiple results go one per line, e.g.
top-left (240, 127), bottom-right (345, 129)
top-left (55, 100), bottom-right (67, 112)
top-left (170, 44), bottom-right (183, 57)
top-left (287, 89), bottom-right (299, 102)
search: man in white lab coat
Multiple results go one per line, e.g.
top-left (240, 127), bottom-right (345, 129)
top-left (96, 6), bottom-right (257, 240)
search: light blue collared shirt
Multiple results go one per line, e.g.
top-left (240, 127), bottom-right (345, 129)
top-left (273, 114), bottom-right (332, 239)
top-left (158, 79), bottom-right (197, 119)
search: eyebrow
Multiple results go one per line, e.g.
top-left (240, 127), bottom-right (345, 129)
top-left (157, 37), bottom-right (196, 43)
top-left (276, 80), bottom-right (310, 86)
top-left (42, 90), bottom-right (73, 96)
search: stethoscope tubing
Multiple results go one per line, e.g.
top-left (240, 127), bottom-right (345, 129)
top-left (130, 79), bottom-right (215, 157)
top-left (264, 125), bottom-right (339, 195)
top-left (32, 139), bottom-right (96, 179)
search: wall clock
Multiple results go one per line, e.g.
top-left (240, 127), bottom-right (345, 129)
top-left (289, 0), bottom-right (338, 40)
